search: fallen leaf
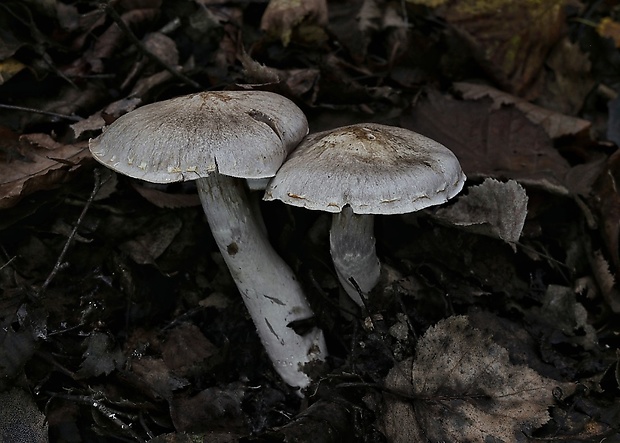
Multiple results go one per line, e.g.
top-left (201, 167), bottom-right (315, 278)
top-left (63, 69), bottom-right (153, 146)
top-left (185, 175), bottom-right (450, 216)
top-left (71, 97), bottom-right (142, 139)
top-left (119, 213), bottom-right (183, 265)
top-left (438, 0), bottom-right (568, 96)
top-left (402, 88), bottom-right (571, 191)
top-left (0, 132), bottom-right (90, 209)
top-left (130, 181), bottom-right (201, 208)
top-left (170, 385), bottom-right (247, 434)
top-left (406, 0), bottom-right (447, 6)
top-left (382, 315), bottom-right (570, 442)
top-left (162, 323), bottom-right (218, 377)
top-left (130, 357), bottom-right (190, 401)
top-left (260, 0), bottom-right (328, 46)
top-left (0, 58), bottom-right (26, 85)
top-left (530, 285), bottom-right (598, 351)
top-left (432, 178), bottom-right (528, 247)
top-left (535, 37), bottom-right (596, 116)
top-left (596, 17), bottom-right (620, 48)
top-left (454, 82), bottom-right (591, 138)
top-left (77, 331), bottom-right (125, 378)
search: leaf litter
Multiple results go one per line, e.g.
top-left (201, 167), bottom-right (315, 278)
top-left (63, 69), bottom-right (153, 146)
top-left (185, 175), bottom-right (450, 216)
top-left (1, 0), bottom-right (620, 441)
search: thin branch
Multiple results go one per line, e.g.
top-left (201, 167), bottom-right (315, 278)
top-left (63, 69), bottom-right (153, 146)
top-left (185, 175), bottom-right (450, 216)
top-left (101, 2), bottom-right (203, 90)
top-left (0, 103), bottom-right (83, 122)
top-left (37, 169), bottom-right (102, 298)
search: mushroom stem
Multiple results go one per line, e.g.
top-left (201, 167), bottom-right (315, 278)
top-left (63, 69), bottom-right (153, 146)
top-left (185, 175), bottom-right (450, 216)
top-left (196, 173), bottom-right (327, 390)
top-left (329, 206), bottom-right (381, 307)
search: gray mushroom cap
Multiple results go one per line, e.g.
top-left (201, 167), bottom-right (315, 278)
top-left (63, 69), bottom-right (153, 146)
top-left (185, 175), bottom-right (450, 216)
top-left (264, 123), bottom-right (466, 215)
top-left (89, 91), bottom-right (309, 183)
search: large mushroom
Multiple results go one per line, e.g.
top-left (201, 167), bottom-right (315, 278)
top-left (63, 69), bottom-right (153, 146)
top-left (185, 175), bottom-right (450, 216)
top-left (264, 123), bottom-right (466, 307)
top-left (89, 90), bottom-right (327, 390)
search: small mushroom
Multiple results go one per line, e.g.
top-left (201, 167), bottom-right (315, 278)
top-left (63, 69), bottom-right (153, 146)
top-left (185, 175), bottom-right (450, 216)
top-left (89, 90), bottom-right (327, 390)
top-left (264, 123), bottom-right (466, 306)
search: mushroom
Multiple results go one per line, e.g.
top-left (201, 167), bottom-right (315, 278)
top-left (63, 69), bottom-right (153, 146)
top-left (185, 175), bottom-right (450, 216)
top-left (264, 123), bottom-right (466, 307)
top-left (89, 90), bottom-right (327, 390)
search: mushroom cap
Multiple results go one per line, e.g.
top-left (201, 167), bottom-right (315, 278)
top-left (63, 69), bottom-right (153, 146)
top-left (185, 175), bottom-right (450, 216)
top-left (264, 123), bottom-right (466, 215)
top-left (89, 91), bottom-right (309, 183)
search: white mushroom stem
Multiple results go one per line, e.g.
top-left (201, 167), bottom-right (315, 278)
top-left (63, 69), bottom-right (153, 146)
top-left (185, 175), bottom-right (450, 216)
top-left (196, 173), bottom-right (327, 390)
top-left (329, 206), bottom-right (381, 307)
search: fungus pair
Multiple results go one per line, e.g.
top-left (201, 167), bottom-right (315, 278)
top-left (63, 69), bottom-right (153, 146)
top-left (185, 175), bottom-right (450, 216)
top-left (89, 91), bottom-right (465, 390)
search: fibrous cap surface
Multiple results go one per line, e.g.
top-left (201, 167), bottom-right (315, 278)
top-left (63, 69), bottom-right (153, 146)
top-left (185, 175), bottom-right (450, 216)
top-left (89, 91), bottom-right (309, 183)
top-left (264, 123), bottom-right (466, 214)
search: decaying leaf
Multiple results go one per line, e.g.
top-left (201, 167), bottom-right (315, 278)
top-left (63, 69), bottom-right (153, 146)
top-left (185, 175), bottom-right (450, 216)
top-left (161, 323), bottom-right (218, 377)
top-left (78, 331), bottom-right (125, 378)
top-left (438, 0), bottom-right (568, 96)
top-left (170, 385), bottom-right (247, 434)
top-left (536, 37), bottom-right (596, 116)
top-left (0, 132), bottom-right (90, 208)
top-left (0, 389), bottom-right (47, 443)
top-left (531, 285), bottom-right (598, 351)
top-left (403, 88), bottom-right (571, 192)
top-left (454, 82), bottom-right (591, 139)
top-left (119, 213), bottom-right (183, 265)
top-left (260, 0), bottom-right (328, 46)
top-left (0, 58), bottom-right (26, 85)
top-left (406, 0), bottom-right (446, 6)
top-left (432, 178), bottom-right (528, 247)
top-left (596, 17), bottom-right (620, 48)
top-left (382, 315), bottom-right (569, 442)
top-left (130, 357), bottom-right (190, 401)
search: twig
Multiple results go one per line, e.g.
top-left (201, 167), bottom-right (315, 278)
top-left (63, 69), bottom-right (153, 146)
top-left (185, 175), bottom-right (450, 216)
top-left (101, 2), bottom-right (203, 90)
top-left (37, 169), bottom-right (102, 298)
top-left (0, 103), bottom-right (83, 122)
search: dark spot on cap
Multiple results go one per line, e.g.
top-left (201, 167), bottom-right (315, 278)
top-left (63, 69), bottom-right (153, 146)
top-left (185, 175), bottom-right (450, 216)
top-left (227, 242), bottom-right (239, 255)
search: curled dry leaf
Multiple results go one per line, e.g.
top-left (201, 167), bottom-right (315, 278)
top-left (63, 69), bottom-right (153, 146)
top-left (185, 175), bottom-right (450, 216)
top-left (432, 178), bottom-right (528, 248)
top-left (71, 97), bottom-right (142, 138)
top-left (454, 82), bottom-right (591, 139)
top-left (382, 315), bottom-right (570, 443)
top-left (0, 132), bottom-right (90, 209)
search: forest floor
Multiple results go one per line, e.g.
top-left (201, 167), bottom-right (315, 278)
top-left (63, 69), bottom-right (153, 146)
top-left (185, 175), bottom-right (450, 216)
top-left (1, 0), bottom-right (620, 442)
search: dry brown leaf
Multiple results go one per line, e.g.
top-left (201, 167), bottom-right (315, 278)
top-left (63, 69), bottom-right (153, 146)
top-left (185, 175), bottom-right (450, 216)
top-left (438, 0), bottom-right (568, 96)
top-left (532, 285), bottom-right (598, 351)
top-left (432, 178), bottom-right (528, 247)
top-left (130, 181), bottom-right (201, 208)
top-left (589, 250), bottom-right (620, 313)
top-left (402, 88), bottom-right (571, 191)
top-left (454, 82), bottom-right (591, 139)
top-left (0, 132), bottom-right (90, 209)
top-left (162, 323), bottom-right (218, 377)
top-left (119, 213), bottom-right (183, 265)
top-left (131, 357), bottom-right (189, 401)
top-left (71, 97), bottom-right (142, 138)
top-left (406, 0), bottom-right (447, 6)
top-left (536, 37), bottom-right (595, 116)
top-left (596, 17), bottom-right (620, 48)
top-left (382, 315), bottom-right (569, 442)
top-left (260, 0), bottom-right (328, 46)
top-left (591, 149), bottom-right (620, 300)
top-left (0, 58), bottom-right (26, 85)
